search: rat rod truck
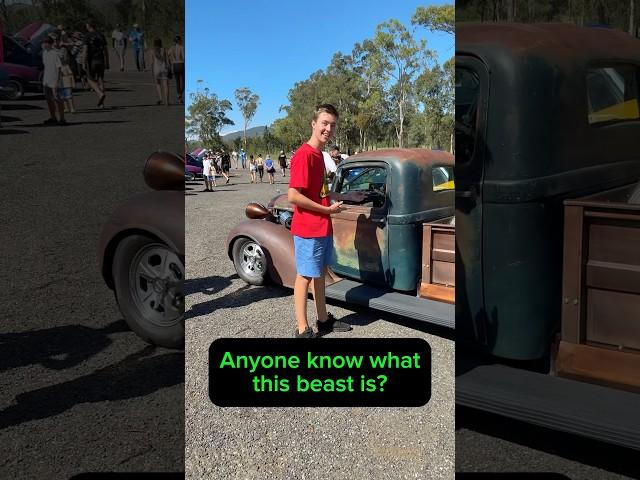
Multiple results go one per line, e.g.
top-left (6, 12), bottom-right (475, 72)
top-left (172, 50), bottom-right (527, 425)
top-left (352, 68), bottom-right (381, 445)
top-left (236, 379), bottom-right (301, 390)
top-left (456, 23), bottom-right (640, 450)
top-left (226, 149), bottom-right (455, 329)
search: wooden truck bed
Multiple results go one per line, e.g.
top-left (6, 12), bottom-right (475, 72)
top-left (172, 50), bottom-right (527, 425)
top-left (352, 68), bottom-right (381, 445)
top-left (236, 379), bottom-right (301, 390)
top-left (558, 182), bottom-right (640, 391)
top-left (420, 218), bottom-right (455, 304)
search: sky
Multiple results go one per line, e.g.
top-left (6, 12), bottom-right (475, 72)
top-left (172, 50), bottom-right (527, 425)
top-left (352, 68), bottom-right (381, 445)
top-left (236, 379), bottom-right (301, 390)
top-left (186, 0), bottom-right (454, 136)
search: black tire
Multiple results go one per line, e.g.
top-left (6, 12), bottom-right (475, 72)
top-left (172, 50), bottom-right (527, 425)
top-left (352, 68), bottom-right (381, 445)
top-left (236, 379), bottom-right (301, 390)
top-left (232, 237), bottom-right (268, 286)
top-left (112, 234), bottom-right (185, 348)
top-left (7, 79), bottom-right (24, 101)
top-left (185, 171), bottom-right (195, 182)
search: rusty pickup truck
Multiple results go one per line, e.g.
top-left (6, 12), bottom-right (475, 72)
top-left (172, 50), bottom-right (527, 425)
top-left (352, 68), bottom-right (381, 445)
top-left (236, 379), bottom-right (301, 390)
top-left (456, 23), bottom-right (640, 451)
top-left (226, 148), bottom-right (455, 328)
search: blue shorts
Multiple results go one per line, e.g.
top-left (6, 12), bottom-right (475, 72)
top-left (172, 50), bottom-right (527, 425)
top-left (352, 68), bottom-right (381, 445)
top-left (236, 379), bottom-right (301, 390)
top-left (294, 235), bottom-right (333, 278)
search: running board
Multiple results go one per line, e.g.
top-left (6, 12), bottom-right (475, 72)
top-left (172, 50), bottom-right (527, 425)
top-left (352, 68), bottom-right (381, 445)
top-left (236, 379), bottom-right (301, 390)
top-left (456, 363), bottom-right (640, 451)
top-left (325, 279), bottom-right (454, 329)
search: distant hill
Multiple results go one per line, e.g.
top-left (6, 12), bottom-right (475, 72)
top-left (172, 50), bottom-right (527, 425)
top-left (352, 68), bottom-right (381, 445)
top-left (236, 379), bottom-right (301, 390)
top-left (222, 126), bottom-right (268, 142)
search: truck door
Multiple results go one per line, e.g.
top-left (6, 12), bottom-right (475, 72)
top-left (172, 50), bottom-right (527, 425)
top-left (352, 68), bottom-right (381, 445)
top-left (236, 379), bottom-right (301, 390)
top-left (456, 56), bottom-right (489, 345)
top-left (330, 162), bottom-right (389, 288)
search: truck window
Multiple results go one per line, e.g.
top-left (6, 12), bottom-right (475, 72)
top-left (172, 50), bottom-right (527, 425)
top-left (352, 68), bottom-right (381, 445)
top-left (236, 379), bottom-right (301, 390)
top-left (334, 166), bottom-right (387, 208)
top-left (432, 166), bottom-right (454, 191)
top-left (587, 65), bottom-right (640, 124)
top-left (455, 67), bottom-right (480, 163)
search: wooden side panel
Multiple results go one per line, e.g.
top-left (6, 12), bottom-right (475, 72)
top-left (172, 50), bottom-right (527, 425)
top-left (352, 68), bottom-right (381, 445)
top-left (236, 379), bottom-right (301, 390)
top-left (586, 288), bottom-right (640, 350)
top-left (420, 222), bottom-right (455, 302)
top-left (561, 205), bottom-right (584, 343)
top-left (560, 194), bottom-right (640, 391)
top-left (557, 341), bottom-right (640, 392)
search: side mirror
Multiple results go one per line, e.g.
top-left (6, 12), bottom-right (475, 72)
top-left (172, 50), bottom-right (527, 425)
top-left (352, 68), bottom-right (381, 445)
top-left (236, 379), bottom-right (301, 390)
top-left (143, 151), bottom-right (185, 191)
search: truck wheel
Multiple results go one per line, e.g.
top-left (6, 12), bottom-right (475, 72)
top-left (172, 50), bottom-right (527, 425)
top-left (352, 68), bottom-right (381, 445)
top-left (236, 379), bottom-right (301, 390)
top-left (112, 235), bottom-right (185, 348)
top-left (232, 237), bottom-right (268, 285)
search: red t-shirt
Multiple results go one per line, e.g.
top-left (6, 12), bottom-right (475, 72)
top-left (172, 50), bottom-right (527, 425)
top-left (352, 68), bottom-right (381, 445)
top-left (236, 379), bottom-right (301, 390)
top-left (289, 143), bottom-right (332, 237)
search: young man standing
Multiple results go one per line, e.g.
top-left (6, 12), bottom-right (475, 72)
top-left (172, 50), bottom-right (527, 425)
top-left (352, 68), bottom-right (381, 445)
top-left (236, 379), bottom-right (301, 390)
top-left (288, 104), bottom-right (352, 338)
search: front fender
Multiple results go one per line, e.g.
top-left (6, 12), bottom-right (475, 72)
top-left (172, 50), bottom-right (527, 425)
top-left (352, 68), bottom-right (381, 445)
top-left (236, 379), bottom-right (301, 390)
top-left (226, 219), bottom-right (296, 288)
top-left (99, 190), bottom-right (185, 289)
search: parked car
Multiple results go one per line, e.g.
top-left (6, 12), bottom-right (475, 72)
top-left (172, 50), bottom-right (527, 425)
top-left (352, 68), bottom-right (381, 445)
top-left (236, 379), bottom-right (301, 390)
top-left (456, 23), bottom-right (640, 450)
top-left (1, 34), bottom-right (42, 100)
top-left (98, 151), bottom-right (185, 348)
top-left (185, 153), bottom-right (203, 178)
top-left (226, 149), bottom-right (455, 327)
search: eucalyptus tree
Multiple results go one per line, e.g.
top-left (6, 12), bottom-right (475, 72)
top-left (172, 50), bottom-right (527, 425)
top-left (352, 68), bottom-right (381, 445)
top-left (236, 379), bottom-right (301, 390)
top-left (186, 88), bottom-right (234, 150)
top-left (234, 87), bottom-right (260, 150)
top-left (368, 19), bottom-right (429, 148)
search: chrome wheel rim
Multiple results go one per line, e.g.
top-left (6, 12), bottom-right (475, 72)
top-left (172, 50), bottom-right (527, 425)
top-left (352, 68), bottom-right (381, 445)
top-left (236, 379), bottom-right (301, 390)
top-left (239, 242), bottom-right (266, 278)
top-left (129, 244), bottom-right (184, 327)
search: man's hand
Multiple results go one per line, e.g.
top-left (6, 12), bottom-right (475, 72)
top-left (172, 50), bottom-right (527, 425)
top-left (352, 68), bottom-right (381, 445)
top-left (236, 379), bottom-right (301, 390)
top-left (327, 201), bottom-right (344, 214)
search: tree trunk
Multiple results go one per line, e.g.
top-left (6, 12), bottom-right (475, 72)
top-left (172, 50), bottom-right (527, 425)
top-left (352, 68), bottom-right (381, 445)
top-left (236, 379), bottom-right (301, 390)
top-left (243, 119), bottom-right (248, 150)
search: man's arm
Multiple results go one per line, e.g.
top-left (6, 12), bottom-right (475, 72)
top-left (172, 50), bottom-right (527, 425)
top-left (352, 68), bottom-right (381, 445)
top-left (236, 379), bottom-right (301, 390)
top-left (288, 188), bottom-right (343, 214)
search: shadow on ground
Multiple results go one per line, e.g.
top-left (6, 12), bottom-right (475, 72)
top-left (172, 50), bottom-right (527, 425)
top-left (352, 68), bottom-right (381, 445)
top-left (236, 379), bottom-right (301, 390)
top-left (185, 274), bottom-right (289, 319)
top-left (0, 344), bottom-right (183, 430)
top-left (0, 319), bottom-right (129, 373)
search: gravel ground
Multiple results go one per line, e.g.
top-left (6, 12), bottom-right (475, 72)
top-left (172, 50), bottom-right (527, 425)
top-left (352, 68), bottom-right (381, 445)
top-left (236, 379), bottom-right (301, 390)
top-left (1, 57), bottom-right (183, 478)
top-left (185, 173), bottom-right (456, 479)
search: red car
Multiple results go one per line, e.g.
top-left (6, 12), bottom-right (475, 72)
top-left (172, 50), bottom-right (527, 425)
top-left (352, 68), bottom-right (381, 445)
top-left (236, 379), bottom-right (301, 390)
top-left (1, 34), bottom-right (42, 100)
top-left (185, 153), bottom-right (203, 180)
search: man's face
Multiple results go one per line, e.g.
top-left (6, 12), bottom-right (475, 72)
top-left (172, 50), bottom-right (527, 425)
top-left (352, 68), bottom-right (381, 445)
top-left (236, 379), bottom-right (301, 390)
top-left (330, 149), bottom-right (340, 160)
top-left (311, 112), bottom-right (337, 146)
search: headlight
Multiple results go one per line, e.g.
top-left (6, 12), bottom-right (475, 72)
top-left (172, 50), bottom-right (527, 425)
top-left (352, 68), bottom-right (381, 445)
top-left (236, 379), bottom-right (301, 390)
top-left (278, 210), bottom-right (293, 229)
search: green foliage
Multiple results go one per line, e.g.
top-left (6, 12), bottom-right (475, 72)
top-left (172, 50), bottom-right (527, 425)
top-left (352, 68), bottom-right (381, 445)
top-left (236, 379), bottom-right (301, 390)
top-left (412, 4), bottom-right (455, 35)
top-left (457, 0), bottom-right (638, 33)
top-left (234, 87), bottom-right (260, 149)
top-left (270, 15), bottom-right (453, 152)
top-left (186, 89), bottom-right (234, 151)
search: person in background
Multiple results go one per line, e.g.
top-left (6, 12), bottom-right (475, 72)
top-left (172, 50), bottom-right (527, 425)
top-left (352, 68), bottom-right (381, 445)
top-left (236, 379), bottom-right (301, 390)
top-left (111, 24), bottom-right (127, 71)
top-left (220, 149), bottom-right (231, 184)
top-left (249, 155), bottom-right (257, 183)
top-left (264, 154), bottom-right (276, 184)
top-left (70, 32), bottom-right (87, 90)
top-left (129, 24), bottom-right (145, 71)
top-left (278, 150), bottom-right (287, 177)
top-left (59, 56), bottom-right (76, 113)
top-left (330, 146), bottom-right (342, 167)
top-left (84, 21), bottom-right (108, 107)
top-left (256, 154), bottom-right (265, 183)
top-left (240, 148), bottom-right (247, 169)
top-left (149, 38), bottom-right (169, 106)
top-left (202, 153), bottom-right (215, 191)
top-left (168, 36), bottom-right (184, 103)
top-left (231, 150), bottom-right (239, 169)
top-left (41, 36), bottom-right (65, 125)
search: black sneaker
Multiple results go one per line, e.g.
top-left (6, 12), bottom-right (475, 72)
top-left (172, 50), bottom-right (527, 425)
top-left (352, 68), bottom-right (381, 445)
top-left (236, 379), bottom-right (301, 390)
top-left (294, 327), bottom-right (317, 338)
top-left (317, 313), bottom-right (352, 334)
top-left (43, 118), bottom-right (58, 125)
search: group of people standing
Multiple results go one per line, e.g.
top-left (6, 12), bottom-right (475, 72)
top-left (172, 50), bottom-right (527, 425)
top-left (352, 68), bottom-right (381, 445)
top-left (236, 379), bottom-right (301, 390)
top-left (195, 145), bottom-right (346, 191)
top-left (111, 24), bottom-right (185, 105)
top-left (40, 20), bottom-right (185, 125)
top-left (201, 150), bottom-right (231, 191)
top-left (41, 21), bottom-right (110, 125)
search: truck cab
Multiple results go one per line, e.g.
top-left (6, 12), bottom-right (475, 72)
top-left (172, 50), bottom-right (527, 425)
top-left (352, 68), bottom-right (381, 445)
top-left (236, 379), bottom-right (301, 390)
top-left (456, 23), bottom-right (640, 450)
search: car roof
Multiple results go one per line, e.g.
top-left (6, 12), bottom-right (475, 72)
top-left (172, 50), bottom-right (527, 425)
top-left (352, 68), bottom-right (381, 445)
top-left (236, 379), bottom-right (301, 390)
top-left (345, 148), bottom-right (454, 167)
top-left (457, 23), bottom-right (640, 66)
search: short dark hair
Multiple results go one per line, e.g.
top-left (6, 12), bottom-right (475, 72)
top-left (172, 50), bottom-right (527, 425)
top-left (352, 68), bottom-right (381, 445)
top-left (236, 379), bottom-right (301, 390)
top-left (313, 104), bottom-right (339, 120)
top-left (330, 145), bottom-right (340, 152)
